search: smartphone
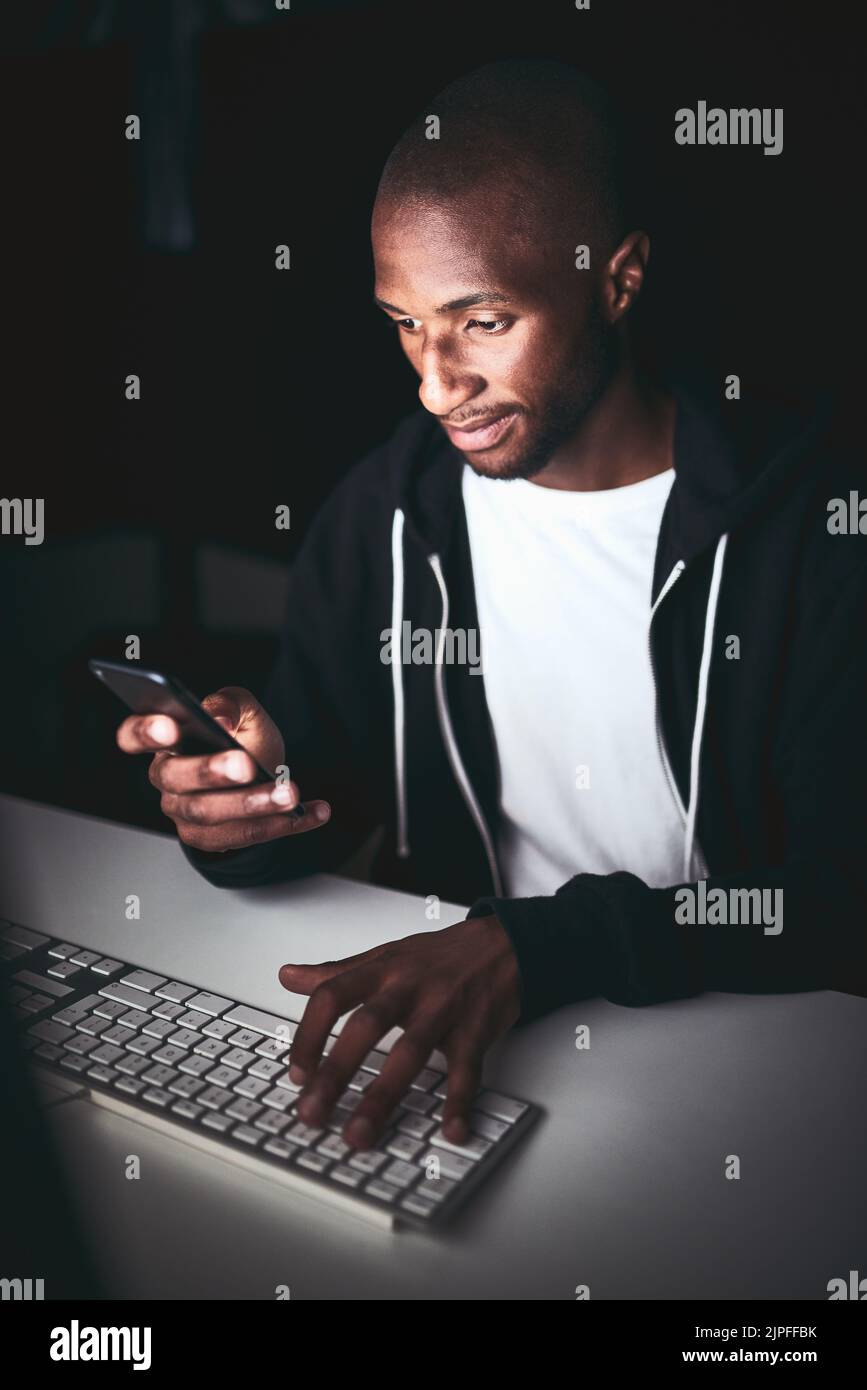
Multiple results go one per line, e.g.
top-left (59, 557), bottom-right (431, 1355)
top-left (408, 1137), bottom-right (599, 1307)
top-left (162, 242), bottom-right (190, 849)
top-left (88, 657), bottom-right (285, 791)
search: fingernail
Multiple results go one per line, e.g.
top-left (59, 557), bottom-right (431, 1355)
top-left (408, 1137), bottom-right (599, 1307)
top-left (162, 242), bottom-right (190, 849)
top-left (289, 1064), bottom-right (307, 1085)
top-left (150, 717), bottom-right (175, 745)
top-left (346, 1116), bottom-right (375, 1149)
top-left (313, 803), bottom-right (331, 823)
top-left (212, 751), bottom-right (249, 782)
top-left (271, 783), bottom-right (295, 806)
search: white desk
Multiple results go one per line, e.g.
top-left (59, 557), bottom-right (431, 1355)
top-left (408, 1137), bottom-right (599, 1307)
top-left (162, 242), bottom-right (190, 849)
top-left (2, 793), bottom-right (865, 1299)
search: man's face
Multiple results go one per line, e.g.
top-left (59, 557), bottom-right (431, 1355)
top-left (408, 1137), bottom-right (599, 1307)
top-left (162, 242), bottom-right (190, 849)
top-left (372, 190), bottom-right (619, 480)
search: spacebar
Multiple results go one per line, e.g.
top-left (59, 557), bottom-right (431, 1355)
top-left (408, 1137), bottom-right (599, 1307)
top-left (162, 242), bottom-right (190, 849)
top-left (222, 1004), bottom-right (296, 1040)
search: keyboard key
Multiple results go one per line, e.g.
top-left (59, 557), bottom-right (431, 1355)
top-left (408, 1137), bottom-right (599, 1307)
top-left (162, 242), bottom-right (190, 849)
top-left (387, 1134), bottom-right (424, 1163)
top-left (65, 1034), bottom-right (100, 1056)
top-left (381, 1159), bottom-right (418, 1190)
top-left (359, 1049), bottom-right (389, 1074)
top-left (318, 1133), bottom-right (351, 1162)
top-left (152, 1001), bottom-right (185, 1022)
top-left (255, 1110), bottom-right (290, 1135)
top-left (399, 1091), bottom-right (436, 1116)
top-left (154, 981), bottom-right (196, 1004)
top-left (365, 1178), bottom-right (398, 1204)
top-left (476, 1091), bottom-right (528, 1124)
top-left (202, 1112), bottom-right (234, 1134)
top-left (297, 1150), bottom-right (330, 1174)
top-left (166, 1028), bottom-right (202, 1050)
top-left (28, 1019), bottom-right (74, 1045)
top-left (223, 1004), bottom-right (293, 1039)
top-left (91, 1043), bottom-right (125, 1066)
top-left (249, 1057), bottom-right (284, 1082)
top-left (121, 969), bottom-right (167, 993)
top-left (201, 1018), bottom-right (236, 1040)
top-left (178, 1054), bottom-right (214, 1077)
top-left (60, 1054), bottom-right (90, 1073)
top-left (47, 960), bottom-right (82, 980)
top-left (233, 1075), bottom-right (269, 1101)
top-left (142, 1088), bottom-right (173, 1108)
top-left (116, 1054), bottom-right (151, 1077)
top-left (117, 1009), bottom-right (151, 1031)
top-left (87, 1065), bottom-right (119, 1085)
top-left (255, 1037), bottom-right (291, 1060)
top-left (176, 1010), bottom-right (211, 1031)
top-left (410, 1068), bottom-right (442, 1092)
top-left (34, 1043), bottom-right (64, 1063)
top-left (171, 1101), bottom-right (205, 1122)
top-left (54, 995), bottom-right (103, 1026)
top-left (198, 1085), bottom-right (233, 1111)
top-left (20, 994), bottom-right (53, 1014)
top-left (429, 1128), bottom-right (493, 1162)
top-left (330, 1164), bottom-right (363, 1190)
top-left (419, 1175), bottom-right (456, 1204)
top-left (142, 1019), bottom-right (177, 1040)
top-left (419, 1149), bottom-right (473, 1182)
top-left (348, 1070), bottom-right (374, 1092)
top-left (397, 1113), bottom-right (436, 1141)
top-left (168, 1075), bottom-right (206, 1098)
top-left (14, 970), bottom-right (73, 999)
top-left (77, 1015), bottom-right (111, 1038)
top-left (99, 982), bottom-right (152, 1010)
top-left (143, 1065), bottom-right (180, 1088)
top-left (70, 949), bottom-right (102, 968)
top-left (126, 1035), bottom-right (161, 1056)
top-left (47, 942), bottom-right (77, 959)
top-left (469, 1111), bottom-right (509, 1143)
top-left (2, 924), bottom-right (49, 950)
top-left (261, 1087), bottom-right (295, 1113)
top-left (263, 1137), bottom-right (295, 1160)
top-left (184, 992), bottom-right (234, 1017)
top-left (91, 958), bottom-right (124, 976)
top-left (220, 1048), bottom-right (256, 1072)
top-left (286, 1122), bottom-right (324, 1148)
top-left (115, 1078), bottom-right (146, 1098)
top-left (226, 1098), bottom-right (262, 1123)
top-left (153, 1045), bottom-right (186, 1066)
top-left (348, 1150), bottom-right (388, 1176)
top-left (227, 1028), bottom-right (262, 1050)
top-left (102, 1024), bottom-right (132, 1046)
top-left (400, 1193), bottom-right (437, 1219)
top-left (93, 1000), bottom-right (127, 1021)
top-left (193, 1037), bottom-right (227, 1060)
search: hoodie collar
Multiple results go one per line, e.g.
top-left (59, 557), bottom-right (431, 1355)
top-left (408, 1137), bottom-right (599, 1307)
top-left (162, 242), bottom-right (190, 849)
top-left (389, 374), bottom-right (834, 573)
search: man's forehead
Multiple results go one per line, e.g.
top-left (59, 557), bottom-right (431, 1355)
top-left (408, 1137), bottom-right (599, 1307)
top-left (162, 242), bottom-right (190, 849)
top-left (373, 198), bottom-right (552, 310)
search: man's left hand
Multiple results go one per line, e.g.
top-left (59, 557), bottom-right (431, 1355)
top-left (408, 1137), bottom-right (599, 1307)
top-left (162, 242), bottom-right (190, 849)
top-left (278, 915), bottom-right (521, 1150)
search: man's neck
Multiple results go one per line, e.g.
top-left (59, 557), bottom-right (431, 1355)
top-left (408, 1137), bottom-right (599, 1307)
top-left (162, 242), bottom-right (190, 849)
top-left (532, 364), bottom-right (675, 492)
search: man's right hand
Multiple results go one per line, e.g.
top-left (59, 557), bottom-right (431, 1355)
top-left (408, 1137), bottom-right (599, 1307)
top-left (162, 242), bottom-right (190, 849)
top-left (116, 685), bottom-right (331, 852)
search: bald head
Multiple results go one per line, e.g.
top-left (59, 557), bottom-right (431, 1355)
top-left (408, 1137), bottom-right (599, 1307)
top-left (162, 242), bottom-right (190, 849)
top-left (375, 60), bottom-right (631, 257)
top-left (371, 61), bottom-right (648, 482)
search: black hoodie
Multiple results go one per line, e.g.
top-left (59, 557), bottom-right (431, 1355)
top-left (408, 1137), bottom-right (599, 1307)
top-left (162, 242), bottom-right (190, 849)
top-left (184, 378), bottom-right (867, 1020)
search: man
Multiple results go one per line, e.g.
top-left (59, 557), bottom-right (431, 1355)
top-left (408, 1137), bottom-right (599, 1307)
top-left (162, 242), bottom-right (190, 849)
top-left (117, 61), bottom-right (865, 1154)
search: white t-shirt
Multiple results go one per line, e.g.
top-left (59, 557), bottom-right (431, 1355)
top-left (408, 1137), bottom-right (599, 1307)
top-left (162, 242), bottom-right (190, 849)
top-left (461, 463), bottom-right (685, 898)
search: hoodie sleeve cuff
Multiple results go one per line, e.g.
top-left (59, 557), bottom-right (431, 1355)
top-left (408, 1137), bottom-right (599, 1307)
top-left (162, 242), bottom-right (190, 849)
top-left (465, 886), bottom-right (616, 1024)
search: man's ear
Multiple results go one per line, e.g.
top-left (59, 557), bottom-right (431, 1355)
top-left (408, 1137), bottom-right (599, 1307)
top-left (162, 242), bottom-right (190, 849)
top-left (604, 230), bottom-right (650, 323)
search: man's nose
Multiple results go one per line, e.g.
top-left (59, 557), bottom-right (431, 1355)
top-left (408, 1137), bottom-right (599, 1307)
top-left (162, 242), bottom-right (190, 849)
top-left (418, 342), bottom-right (484, 417)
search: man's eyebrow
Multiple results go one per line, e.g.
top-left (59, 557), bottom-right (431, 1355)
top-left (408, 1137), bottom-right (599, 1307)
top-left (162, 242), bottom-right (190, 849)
top-left (374, 291), bottom-right (514, 316)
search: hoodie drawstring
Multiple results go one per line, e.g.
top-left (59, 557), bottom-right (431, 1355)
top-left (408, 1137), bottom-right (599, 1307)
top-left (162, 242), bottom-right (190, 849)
top-left (390, 509), bottom-right (409, 858)
top-left (682, 532), bottom-right (728, 880)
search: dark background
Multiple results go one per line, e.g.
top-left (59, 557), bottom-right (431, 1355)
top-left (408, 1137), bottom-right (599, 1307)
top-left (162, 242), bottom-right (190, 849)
top-left (1, 0), bottom-right (860, 832)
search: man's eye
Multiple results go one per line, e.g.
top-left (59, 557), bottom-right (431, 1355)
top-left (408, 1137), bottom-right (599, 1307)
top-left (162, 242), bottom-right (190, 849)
top-left (396, 318), bottom-right (422, 332)
top-left (467, 318), bottom-right (510, 333)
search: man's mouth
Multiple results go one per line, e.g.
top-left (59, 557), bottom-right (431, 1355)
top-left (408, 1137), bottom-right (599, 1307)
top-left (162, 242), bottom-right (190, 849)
top-left (442, 411), bottom-right (519, 452)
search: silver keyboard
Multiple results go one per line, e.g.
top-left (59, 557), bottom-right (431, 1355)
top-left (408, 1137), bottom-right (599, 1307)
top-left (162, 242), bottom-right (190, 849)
top-left (1, 921), bottom-right (539, 1230)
